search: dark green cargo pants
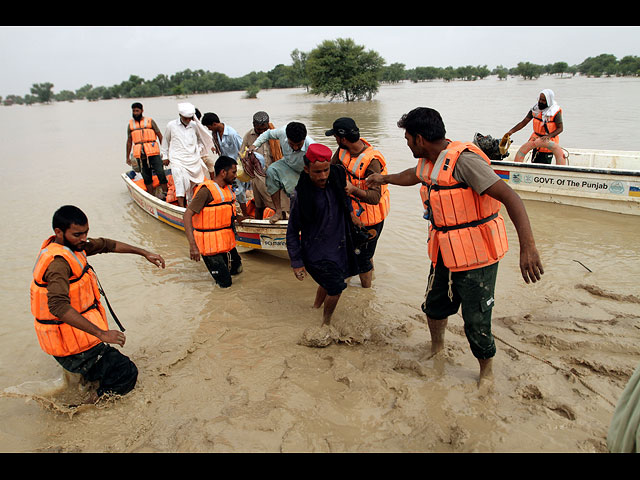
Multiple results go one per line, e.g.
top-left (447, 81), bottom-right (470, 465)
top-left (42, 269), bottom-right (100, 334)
top-left (421, 254), bottom-right (499, 359)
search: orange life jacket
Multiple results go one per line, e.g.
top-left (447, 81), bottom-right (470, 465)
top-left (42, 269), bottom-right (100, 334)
top-left (263, 207), bottom-right (275, 219)
top-left (338, 139), bottom-right (390, 226)
top-left (530, 108), bottom-right (562, 153)
top-left (192, 180), bottom-right (237, 255)
top-left (129, 117), bottom-right (161, 158)
top-left (134, 174), bottom-right (177, 204)
top-left (30, 237), bottom-right (109, 357)
top-left (416, 141), bottom-right (509, 272)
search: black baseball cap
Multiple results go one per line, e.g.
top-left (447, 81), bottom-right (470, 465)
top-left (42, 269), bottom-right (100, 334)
top-left (325, 117), bottom-right (359, 137)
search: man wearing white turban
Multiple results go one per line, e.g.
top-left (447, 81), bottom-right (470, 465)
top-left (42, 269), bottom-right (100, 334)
top-left (161, 102), bottom-right (209, 206)
top-left (504, 89), bottom-right (566, 165)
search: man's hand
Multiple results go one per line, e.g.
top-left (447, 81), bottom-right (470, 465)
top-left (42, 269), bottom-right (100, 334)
top-left (189, 243), bottom-right (201, 262)
top-left (99, 329), bottom-right (126, 347)
top-left (520, 244), bottom-right (544, 284)
top-left (345, 180), bottom-right (357, 196)
top-left (365, 173), bottom-right (384, 187)
top-left (293, 266), bottom-right (307, 281)
top-left (144, 252), bottom-right (165, 269)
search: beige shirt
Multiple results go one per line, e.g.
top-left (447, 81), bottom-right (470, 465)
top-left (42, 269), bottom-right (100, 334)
top-left (451, 151), bottom-right (501, 194)
top-left (241, 128), bottom-right (274, 168)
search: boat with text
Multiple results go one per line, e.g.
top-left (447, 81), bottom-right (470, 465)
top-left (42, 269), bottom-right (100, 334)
top-left (491, 146), bottom-right (640, 215)
top-left (121, 171), bottom-right (289, 257)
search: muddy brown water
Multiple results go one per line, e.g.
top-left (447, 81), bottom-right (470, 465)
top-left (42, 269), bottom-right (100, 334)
top-left (1, 76), bottom-right (639, 452)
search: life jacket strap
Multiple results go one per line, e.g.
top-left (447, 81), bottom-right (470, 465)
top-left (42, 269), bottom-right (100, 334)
top-left (431, 213), bottom-right (498, 233)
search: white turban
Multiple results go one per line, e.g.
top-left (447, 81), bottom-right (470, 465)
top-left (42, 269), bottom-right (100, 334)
top-left (178, 102), bottom-right (196, 118)
top-left (531, 89), bottom-right (560, 122)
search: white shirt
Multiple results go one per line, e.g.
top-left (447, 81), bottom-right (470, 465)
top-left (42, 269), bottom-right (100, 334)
top-left (161, 118), bottom-right (207, 183)
top-left (162, 119), bottom-right (204, 166)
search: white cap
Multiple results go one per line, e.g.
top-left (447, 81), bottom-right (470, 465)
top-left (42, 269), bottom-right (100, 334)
top-left (178, 102), bottom-right (195, 118)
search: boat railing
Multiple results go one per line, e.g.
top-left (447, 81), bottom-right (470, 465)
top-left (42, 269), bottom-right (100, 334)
top-left (506, 146), bottom-right (640, 172)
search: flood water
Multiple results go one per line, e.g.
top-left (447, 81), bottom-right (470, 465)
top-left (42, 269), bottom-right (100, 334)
top-left (1, 75), bottom-right (639, 452)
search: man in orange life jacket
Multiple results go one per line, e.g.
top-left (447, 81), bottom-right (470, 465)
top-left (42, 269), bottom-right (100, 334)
top-left (31, 205), bottom-right (166, 401)
top-left (505, 89), bottom-right (566, 165)
top-left (183, 156), bottom-right (243, 288)
top-left (326, 117), bottom-right (390, 288)
top-left (367, 107), bottom-right (544, 385)
top-left (126, 102), bottom-right (168, 199)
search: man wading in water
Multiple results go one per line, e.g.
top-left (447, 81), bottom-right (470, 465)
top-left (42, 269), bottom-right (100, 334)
top-left (367, 107), bottom-right (544, 385)
top-left (286, 144), bottom-right (360, 328)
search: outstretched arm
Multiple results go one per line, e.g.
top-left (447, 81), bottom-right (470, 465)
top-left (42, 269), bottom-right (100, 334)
top-left (506, 113), bottom-right (533, 137)
top-left (366, 167), bottom-right (420, 187)
top-left (113, 240), bottom-right (165, 269)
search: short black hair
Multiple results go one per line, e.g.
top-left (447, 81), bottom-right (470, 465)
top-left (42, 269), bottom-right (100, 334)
top-left (285, 122), bottom-right (307, 143)
top-left (215, 156), bottom-right (237, 176)
top-left (131, 102), bottom-right (143, 110)
top-left (397, 107), bottom-right (446, 142)
top-left (52, 205), bottom-right (88, 232)
top-left (201, 112), bottom-right (220, 126)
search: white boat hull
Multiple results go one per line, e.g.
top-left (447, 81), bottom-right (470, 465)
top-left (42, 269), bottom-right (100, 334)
top-left (493, 147), bottom-right (640, 215)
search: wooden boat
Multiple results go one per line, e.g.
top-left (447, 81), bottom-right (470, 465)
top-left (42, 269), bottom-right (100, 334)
top-left (491, 146), bottom-right (640, 216)
top-left (121, 172), bottom-right (289, 257)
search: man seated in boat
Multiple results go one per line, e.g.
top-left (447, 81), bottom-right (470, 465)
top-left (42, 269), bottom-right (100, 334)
top-left (182, 156), bottom-right (243, 288)
top-left (239, 111), bottom-right (288, 220)
top-left (504, 89), bottom-right (566, 165)
top-left (246, 122), bottom-right (314, 223)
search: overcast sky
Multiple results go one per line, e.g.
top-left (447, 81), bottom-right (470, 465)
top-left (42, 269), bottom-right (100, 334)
top-left (1, 25), bottom-right (638, 97)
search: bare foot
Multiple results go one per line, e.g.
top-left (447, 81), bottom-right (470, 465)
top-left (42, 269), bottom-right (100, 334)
top-left (84, 391), bottom-right (100, 404)
top-left (477, 358), bottom-right (494, 389)
top-left (269, 210), bottom-right (284, 223)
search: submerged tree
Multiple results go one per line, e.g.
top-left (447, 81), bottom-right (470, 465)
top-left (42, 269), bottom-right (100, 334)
top-left (30, 82), bottom-right (55, 103)
top-left (306, 38), bottom-right (385, 102)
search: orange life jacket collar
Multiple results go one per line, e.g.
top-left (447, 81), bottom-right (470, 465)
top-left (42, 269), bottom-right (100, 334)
top-left (338, 138), bottom-right (391, 226)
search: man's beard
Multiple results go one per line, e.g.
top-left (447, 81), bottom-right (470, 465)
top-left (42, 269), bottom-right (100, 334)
top-left (132, 113), bottom-right (143, 121)
top-left (63, 237), bottom-right (85, 251)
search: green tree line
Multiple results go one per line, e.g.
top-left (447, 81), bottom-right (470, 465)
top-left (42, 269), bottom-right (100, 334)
top-left (2, 43), bottom-right (639, 106)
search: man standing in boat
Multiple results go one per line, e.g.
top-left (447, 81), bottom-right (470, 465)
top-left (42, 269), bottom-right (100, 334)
top-left (126, 102), bottom-right (168, 200)
top-left (183, 156), bottom-right (243, 288)
top-left (286, 143), bottom-right (360, 327)
top-left (201, 112), bottom-right (250, 216)
top-left (239, 111), bottom-right (287, 220)
top-left (31, 205), bottom-right (166, 403)
top-left (504, 89), bottom-right (566, 165)
top-left (247, 122), bottom-right (314, 223)
top-left (161, 103), bottom-right (210, 207)
top-left (326, 117), bottom-right (390, 288)
top-left (366, 107), bottom-right (544, 386)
